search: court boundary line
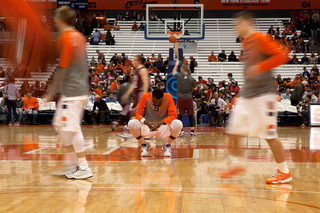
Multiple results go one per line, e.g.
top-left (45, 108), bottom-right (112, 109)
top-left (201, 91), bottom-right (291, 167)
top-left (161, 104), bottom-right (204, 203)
top-left (23, 148), bottom-right (46, 154)
top-left (102, 146), bottom-right (121, 155)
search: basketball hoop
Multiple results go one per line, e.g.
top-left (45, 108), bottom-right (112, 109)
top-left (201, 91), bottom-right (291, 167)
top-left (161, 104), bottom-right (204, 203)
top-left (167, 31), bottom-right (183, 40)
top-left (167, 32), bottom-right (182, 59)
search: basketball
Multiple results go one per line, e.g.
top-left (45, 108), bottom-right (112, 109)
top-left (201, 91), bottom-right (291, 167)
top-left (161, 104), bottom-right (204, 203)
top-left (169, 35), bottom-right (177, 43)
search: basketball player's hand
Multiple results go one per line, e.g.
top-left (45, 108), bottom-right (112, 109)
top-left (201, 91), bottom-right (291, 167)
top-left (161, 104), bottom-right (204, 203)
top-left (152, 121), bottom-right (165, 128)
top-left (245, 65), bottom-right (261, 78)
top-left (175, 60), bottom-right (179, 67)
top-left (144, 120), bottom-right (157, 131)
top-left (42, 94), bottom-right (53, 102)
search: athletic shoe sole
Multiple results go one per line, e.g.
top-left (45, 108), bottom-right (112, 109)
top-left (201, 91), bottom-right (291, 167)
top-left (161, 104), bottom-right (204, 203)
top-left (266, 177), bottom-right (293, 184)
top-left (66, 175), bottom-right (93, 180)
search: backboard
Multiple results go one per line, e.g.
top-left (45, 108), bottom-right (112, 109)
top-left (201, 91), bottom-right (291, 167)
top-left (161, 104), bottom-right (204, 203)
top-left (145, 4), bottom-right (204, 40)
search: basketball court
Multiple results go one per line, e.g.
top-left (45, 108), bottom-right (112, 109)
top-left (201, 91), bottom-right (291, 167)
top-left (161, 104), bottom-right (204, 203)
top-left (1, 0), bottom-right (320, 212)
top-left (0, 126), bottom-right (320, 212)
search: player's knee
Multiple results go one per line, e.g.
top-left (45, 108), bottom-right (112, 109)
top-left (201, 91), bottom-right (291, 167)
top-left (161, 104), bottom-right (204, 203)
top-left (128, 119), bottom-right (140, 130)
top-left (171, 119), bottom-right (183, 129)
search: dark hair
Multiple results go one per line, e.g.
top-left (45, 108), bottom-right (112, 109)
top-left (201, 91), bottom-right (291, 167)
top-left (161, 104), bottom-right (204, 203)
top-left (124, 75), bottom-right (131, 82)
top-left (152, 88), bottom-right (164, 99)
top-left (232, 11), bottom-right (256, 20)
top-left (306, 94), bottom-right (312, 100)
top-left (228, 73), bottom-right (233, 77)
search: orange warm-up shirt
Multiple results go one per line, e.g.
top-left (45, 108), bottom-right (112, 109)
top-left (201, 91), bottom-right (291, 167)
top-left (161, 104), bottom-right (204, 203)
top-left (241, 32), bottom-right (289, 98)
top-left (184, 59), bottom-right (188, 65)
top-left (94, 88), bottom-right (103, 98)
top-left (136, 93), bottom-right (177, 124)
top-left (23, 97), bottom-right (39, 111)
top-left (208, 55), bottom-right (217, 62)
top-left (110, 81), bottom-right (120, 92)
top-left (132, 24), bottom-right (138, 30)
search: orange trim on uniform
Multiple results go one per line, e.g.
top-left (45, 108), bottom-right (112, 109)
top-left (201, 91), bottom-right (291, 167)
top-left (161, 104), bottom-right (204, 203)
top-left (242, 32), bottom-right (289, 74)
top-left (135, 93), bottom-right (177, 124)
top-left (268, 125), bottom-right (276, 129)
top-left (57, 30), bottom-right (86, 69)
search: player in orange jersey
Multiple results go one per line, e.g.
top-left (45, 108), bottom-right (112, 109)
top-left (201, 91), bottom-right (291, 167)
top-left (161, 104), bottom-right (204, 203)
top-left (219, 11), bottom-right (292, 184)
top-left (43, 6), bottom-right (92, 180)
top-left (128, 88), bottom-right (182, 157)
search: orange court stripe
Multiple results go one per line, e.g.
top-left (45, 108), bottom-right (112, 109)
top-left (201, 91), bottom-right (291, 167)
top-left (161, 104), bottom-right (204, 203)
top-left (268, 125), bottom-right (275, 129)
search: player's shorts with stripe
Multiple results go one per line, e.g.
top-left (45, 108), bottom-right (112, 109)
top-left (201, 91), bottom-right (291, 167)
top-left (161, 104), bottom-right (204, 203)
top-left (53, 95), bottom-right (87, 132)
top-left (226, 93), bottom-right (278, 139)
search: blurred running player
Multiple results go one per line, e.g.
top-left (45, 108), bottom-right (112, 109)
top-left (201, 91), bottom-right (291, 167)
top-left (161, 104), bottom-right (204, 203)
top-left (111, 75), bottom-right (132, 131)
top-left (219, 11), bottom-right (292, 184)
top-left (43, 6), bottom-right (92, 179)
top-left (128, 88), bottom-right (182, 157)
top-left (1, 0), bottom-right (53, 77)
top-left (117, 55), bottom-right (149, 138)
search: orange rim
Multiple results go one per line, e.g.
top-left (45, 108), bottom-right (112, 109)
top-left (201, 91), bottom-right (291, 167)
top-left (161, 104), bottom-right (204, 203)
top-left (167, 31), bottom-right (182, 37)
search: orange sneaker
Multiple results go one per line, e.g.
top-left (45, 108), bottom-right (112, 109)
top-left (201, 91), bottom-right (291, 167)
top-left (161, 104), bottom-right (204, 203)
top-left (266, 169), bottom-right (292, 184)
top-left (218, 166), bottom-right (246, 179)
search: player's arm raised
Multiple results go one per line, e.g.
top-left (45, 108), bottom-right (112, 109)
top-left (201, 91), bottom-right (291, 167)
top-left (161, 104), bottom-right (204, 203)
top-left (172, 60), bottom-right (180, 76)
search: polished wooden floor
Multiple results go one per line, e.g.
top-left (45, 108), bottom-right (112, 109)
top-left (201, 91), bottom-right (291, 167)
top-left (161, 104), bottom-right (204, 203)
top-left (0, 125), bottom-right (320, 213)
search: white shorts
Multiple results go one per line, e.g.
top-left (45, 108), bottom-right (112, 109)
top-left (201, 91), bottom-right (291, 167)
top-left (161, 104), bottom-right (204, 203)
top-left (226, 94), bottom-right (278, 139)
top-left (53, 95), bottom-right (87, 132)
top-left (140, 124), bottom-right (171, 140)
top-left (128, 119), bottom-right (182, 140)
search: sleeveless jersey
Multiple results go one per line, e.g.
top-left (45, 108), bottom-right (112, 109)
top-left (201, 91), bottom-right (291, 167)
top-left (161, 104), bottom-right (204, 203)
top-left (133, 66), bottom-right (145, 93)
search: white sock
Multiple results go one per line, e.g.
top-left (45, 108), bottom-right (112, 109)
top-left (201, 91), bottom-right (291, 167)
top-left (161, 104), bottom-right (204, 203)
top-left (78, 157), bottom-right (89, 170)
top-left (277, 161), bottom-right (289, 173)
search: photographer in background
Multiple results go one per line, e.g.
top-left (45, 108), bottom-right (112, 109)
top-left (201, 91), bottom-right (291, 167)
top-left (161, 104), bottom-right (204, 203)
top-left (4, 76), bottom-right (19, 126)
top-left (208, 92), bottom-right (227, 127)
top-left (297, 94), bottom-right (311, 127)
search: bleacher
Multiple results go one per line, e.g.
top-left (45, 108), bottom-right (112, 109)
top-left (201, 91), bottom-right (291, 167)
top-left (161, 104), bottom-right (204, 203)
top-left (0, 58), bottom-right (56, 91)
top-left (0, 18), bottom-right (315, 125)
top-left (88, 18), bottom-right (317, 86)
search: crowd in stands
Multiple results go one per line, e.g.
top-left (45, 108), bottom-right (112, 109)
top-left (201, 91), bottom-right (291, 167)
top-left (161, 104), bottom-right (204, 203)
top-left (84, 11), bottom-right (149, 39)
top-left (1, 11), bottom-right (320, 127)
top-left (1, 50), bottom-right (319, 127)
